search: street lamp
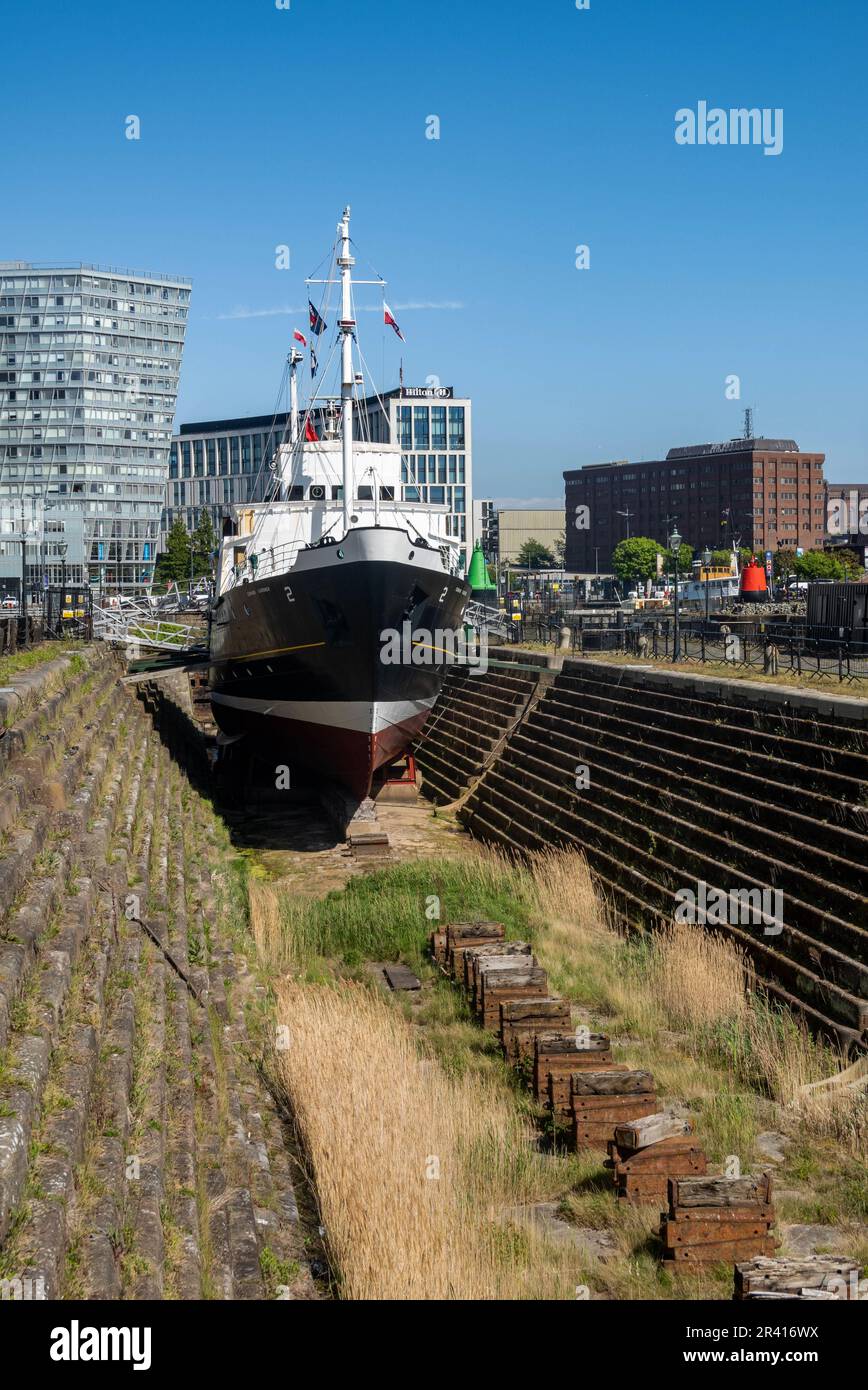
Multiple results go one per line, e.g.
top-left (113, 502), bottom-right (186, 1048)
top-left (702, 545), bottom-right (713, 627)
top-left (670, 526), bottom-right (682, 660)
top-left (59, 542), bottom-right (68, 633)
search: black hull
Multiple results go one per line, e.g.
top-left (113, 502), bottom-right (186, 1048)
top-left (208, 532), bottom-right (469, 800)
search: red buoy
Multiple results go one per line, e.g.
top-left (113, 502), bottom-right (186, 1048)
top-left (739, 558), bottom-right (768, 603)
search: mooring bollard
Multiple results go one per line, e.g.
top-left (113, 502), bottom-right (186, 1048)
top-left (559, 625), bottom-right (571, 652)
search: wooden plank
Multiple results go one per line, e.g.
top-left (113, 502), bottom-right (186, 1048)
top-left (571, 1069), bottom-right (655, 1097)
top-left (461, 941), bottom-right (517, 991)
top-left (445, 921), bottom-right (504, 945)
top-left (614, 1114), bottom-right (694, 1151)
top-left (500, 998), bottom-right (568, 1025)
top-left (735, 1256), bottom-right (861, 1299)
top-left (669, 1203), bottom-right (774, 1223)
top-left (669, 1174), bottom-right (772, 1210)
top-left (482, 978), bottom-right (549, 1030)
top-left (664, 1236), bottom-right (777, 1264)
top-left (430, 931), bottom-right (448, 966)
top-left (548, 1064), bottom-right (621, 1113)
top-left (535, 1032), bottom-right (610, 1058)
top-left (664, 1218), bottom-right (773, 1246)
top-left (383, 963), bottom-right (422, 992)
top-left (573, 1093), bottom-right (658, 1115)
top-left (608, 1137), bottom-right (705, 1172)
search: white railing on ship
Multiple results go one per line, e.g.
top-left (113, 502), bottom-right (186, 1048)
top-left (223, 539), bottom-right (305, 591)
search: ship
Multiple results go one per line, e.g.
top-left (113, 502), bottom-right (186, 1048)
top-left (207, 207), bottom-right (471, 803)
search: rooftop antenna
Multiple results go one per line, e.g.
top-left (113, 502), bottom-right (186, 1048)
top-left (743, 407), bottom-right (754, 440)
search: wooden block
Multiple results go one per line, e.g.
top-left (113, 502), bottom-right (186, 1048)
top-left (573, 1096), bottom-right (658, 1149)
top-left (616, 1174), bottom-right (676, 1204)
top-left (607, 1136), bottom-right (705, 1169)
top-left (663, 1217), bottom-right (773, 1247)
top-left (473, 949), bottom-right (535, 1006)
top-left (734, 1256), bottom-right (862, 1301)
top-left (672, 1204), bottom-right (774, 1224)
top-left (383, 963), bottom-right (421, 991)
top-left (445, 922), bottom-right (504, 947)
top-left (548, 1063), bottom-right (620, 1114)
top-left (460, 941), bottom-right (513, 992)
top-left (572, 1093), bottom-right (657, 1115)
top-left (669, 1173), bottom-right (772, 1212)
top-left (533, 1032), bottom-right (613, 1101)
top-left (571, 1069), bottom-right (655, 1097)
top-left (614, 1114), bottom-right (693, 1151)
top-left (535, 1032), bottom-right (611, 1059)
top-left (481, 972), bottom-right (549, 1030)
top-left (430, 931), bottom-right (447, 966)
top-left (664, 1236), bottom-right (777, 1265)
top-left (499, 998), bottom-right (570, 1055)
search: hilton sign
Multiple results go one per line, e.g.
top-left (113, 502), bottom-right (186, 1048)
top-left (400, 386), bottom-right (453, 398)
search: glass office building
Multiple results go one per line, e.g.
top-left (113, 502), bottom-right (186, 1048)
top-left (167, 386), bottom-right (474, 571)
top-left (0, 261), bottom-right (190, 593)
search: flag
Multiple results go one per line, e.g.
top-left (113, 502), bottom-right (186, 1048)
top-left (384, 301), bottom-right (405, 341)
top-left (308, 300), bottom-right (327, 335)
top-left (293, 329), bottom-right (307, 347)
top-left (310, 345), bottom-right (318, 378)
top-left (305, 418), bottom-right (318, 443)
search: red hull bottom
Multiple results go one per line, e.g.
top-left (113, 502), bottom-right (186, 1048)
top-left (215, 706), bottom-right (430, 802)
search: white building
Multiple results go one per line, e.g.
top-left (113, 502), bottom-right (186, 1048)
top-left (0, 261), bottom-right (190, 593)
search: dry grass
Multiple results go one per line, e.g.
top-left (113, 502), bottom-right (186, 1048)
top-left (273, 977), bottom-right (592, 1300)
top-left (650, 919), bottom-right (751, 1032)
top-left (261, 843), bottom-right (865, 1300)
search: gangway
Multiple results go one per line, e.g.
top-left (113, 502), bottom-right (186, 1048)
top-left (463, 600), bottom-right (508, 639)
top-left (93, 599), bottom-right (207, 655)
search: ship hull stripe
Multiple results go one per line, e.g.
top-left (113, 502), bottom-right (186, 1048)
top-left (210, 692), bottom-right (437, 736)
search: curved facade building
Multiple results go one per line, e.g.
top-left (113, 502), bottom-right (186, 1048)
top-left (0, 261), bottom-right (190, 594)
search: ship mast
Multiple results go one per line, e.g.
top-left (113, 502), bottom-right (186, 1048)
top-left (337, 206), bottom-right (355, 534)
top-left (288, 347), bottom-right (303, 447)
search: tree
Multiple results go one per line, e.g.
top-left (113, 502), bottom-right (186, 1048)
top-left (517, 538), bottom-right (556, 568)
top-left (154, 517), bottom-right (192, 585)
top-left (553, 530), bottom-right (566, 565)
top-left (611, 537), bottom-right (662, 585)
top-left (792, 550), bottom-right (846, 582)
top-left (836, 548), bottom-right (864, 580)
top-left (192, 509), bottom-right (218, 579)
top-left (773, 548), bottom-right (797, 582)
top-left (661, 542), bottom-right (695, 574)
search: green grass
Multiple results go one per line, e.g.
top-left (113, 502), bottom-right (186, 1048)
top-left (0, 641), bottom-right (87, 687)
top-left (269, 858), bottom-right (537, 974)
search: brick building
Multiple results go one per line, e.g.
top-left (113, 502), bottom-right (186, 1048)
top-left (564, 437), bottom-right (826, 573)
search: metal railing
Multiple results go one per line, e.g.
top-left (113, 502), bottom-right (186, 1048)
top-left (538, 617), bottom-right (868, 683)
top-left (93, 600), bottom-right (203, 653)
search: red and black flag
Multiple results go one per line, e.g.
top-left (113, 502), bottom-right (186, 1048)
top-left (308, 300), bottom-right (327, 336)
top-left (384, 301), bottom-right (405, 341)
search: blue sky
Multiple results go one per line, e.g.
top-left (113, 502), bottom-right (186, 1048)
top-left (4, 0), bottom-right (867, 502)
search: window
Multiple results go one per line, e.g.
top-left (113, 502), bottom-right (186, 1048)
top-left (357, 486), bottom-right (373, 500)
top-left (397, 406), bottom-right (412, 449)
top-left (448, 407), bottom-right (465, 449)
top-left (431, 406), bottom-right (446, 448)
top-left (413, 407), bottom-right (429, 450)
top-left (379, 486), bottom-right (395, 501)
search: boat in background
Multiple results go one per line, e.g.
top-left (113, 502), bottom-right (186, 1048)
top-left (207, 208), bottom-right (470, 803)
